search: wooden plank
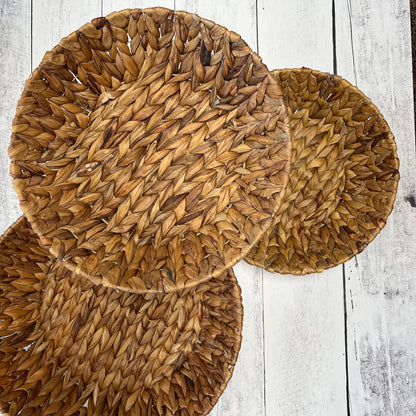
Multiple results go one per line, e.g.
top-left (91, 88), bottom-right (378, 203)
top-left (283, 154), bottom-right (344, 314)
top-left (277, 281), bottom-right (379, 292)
top-left (0, 0), bottom-right (31, 234)
top-left (216, 262), bottom-right (266, 416)
top-left (174, 0), bottom-right (257, 50)
top-left (174, 2), bottom-right (262, 415)
top-left (103, 0), bottom-right (174, 15)
top-left (259, 1), bottom-right (348, 415)
top-left (258, 0), bottom-right (334, 73)
top-left (32, 0), bottom-right (102, 67)
top-left (335, 0), bottom-right (416, 414)
top-left (262, 268), bottom-right (348, 415)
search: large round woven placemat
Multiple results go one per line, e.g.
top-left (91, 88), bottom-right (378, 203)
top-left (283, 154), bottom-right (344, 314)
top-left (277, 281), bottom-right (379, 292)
top-left (0, 216), bottom-right (243, 416)
top-left (9, 7), bottom-right (291, 293)
top-left (246, 68), bottom-right (399, 275)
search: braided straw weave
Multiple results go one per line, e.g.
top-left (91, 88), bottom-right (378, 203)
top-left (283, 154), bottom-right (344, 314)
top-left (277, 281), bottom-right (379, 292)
top-left (0, 216), bottom-right (243, 416)
top-left (9, 7), bottom-right (291, 293)
top-left (246, 68), bottom-right (399, 274)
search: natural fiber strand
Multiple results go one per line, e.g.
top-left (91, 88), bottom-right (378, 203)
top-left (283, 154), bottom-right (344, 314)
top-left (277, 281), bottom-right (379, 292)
top-left (0, 216), bottom-right (243, 416)
top-left (246, 68), bottom-right (399, 274)
top-left (9, 7), bottom-right (291, 293)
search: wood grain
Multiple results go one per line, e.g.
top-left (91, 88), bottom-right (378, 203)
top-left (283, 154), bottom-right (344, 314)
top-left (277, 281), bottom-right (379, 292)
top-left (0, 0), bottom-right (30, 234)
top-left (215, 262), bottom-right (266, 416)
top-left (336, 0), bottom-right (416, 414)
top-left (32, 0), bottom-right (102, 67)
top-left (103, 0), bottom-right (174, 14)
top-left (259, 1), bottom-right (348, 415)
top-left (258, 0), bottom-right (334, 73)
top-left (175, 0), bottom-right (257, 50)
top-left (263, 268), bottom-right (348, 415)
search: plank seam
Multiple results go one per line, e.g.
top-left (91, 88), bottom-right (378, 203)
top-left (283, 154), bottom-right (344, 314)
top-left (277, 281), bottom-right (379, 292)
top-left (255, 0), bottom-right (259, 54)
top-left (261, 272), bottom-right (266, 415)
top-left (342, 264), bottom-right (351, 416)
top-left (332, 0), bottom-right (337, 74)
top-left (256, 2), bottom-right (265, 414)
top-left (30, 0), bottom-right (33, 71)
top-left (410, 0), bottom-right (416, 149)
top-left (346, 0), bottom-right (357, 84)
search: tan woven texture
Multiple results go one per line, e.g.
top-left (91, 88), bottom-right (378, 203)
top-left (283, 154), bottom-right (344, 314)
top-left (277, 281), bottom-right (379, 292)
top-left (0, 216), bottom-right (243, 416)
top-left (9, 7), bottom-right (291, 293)
top-left (246, 68), bottom-right (400, 274)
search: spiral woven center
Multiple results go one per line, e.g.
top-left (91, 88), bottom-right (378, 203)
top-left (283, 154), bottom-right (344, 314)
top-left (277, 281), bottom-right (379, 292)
top-left (10, 8), bottom-right (291, 292)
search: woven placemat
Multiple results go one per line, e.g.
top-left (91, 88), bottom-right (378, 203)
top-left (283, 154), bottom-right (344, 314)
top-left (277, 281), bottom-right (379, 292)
top-left (9, 7), bottom-right (291, 293)
top-left (246, 68), bottom-right (399, 274)
top-left (0, 216), bottom-right (243, 416)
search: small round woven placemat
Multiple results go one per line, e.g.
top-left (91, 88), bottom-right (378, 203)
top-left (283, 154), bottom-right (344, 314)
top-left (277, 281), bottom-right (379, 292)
top-left (246, 68), bottom-right (400, 275)
top-left (0, 216), bottom-right (243, 416)
top-left (9, 7), bottom-right (291, 293)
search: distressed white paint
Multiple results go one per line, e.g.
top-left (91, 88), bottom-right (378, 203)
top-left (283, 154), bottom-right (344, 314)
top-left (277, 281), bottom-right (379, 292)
top-left (0, 1), bottom-right (415, 416)
top-left (259, 1), bottom-right (347, 415)
top-left (336, 0), bottom-right (416, 415)
top-left (262, 267), bottom-right (348, 416)
top-left (258, 0), bottom-right (334, 73)
top-left (32, 0), bottom-right (102, 67)
top-left (175, 0), bottom-right (257, 51)
top-left (0, 0), bottom-right (30, 233)
top-left (215, 261), bottom-right (266, 416)
top-left (103, 0), bottom-right (174, 15)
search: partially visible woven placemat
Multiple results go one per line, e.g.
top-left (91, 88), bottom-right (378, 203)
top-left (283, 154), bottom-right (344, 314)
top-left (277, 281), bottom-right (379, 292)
top-left (246, 68), bottom-right (399, 274)
top-left (9, 7), bottom-right (291, 293)
top-left (0, 216), bottom-right (243, 416)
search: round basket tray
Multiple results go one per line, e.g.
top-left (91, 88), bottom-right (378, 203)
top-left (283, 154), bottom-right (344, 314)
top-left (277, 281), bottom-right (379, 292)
top-left (246, 68), bottom-right (400, 275)
top-left (9, 7), bottom-right (291, 293)
top-left (0, 216), bottom-right (243, 416)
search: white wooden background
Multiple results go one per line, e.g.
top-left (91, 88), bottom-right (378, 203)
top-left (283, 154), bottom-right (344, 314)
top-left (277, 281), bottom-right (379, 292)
top-left (0, 0), bottom-right (415, 415)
